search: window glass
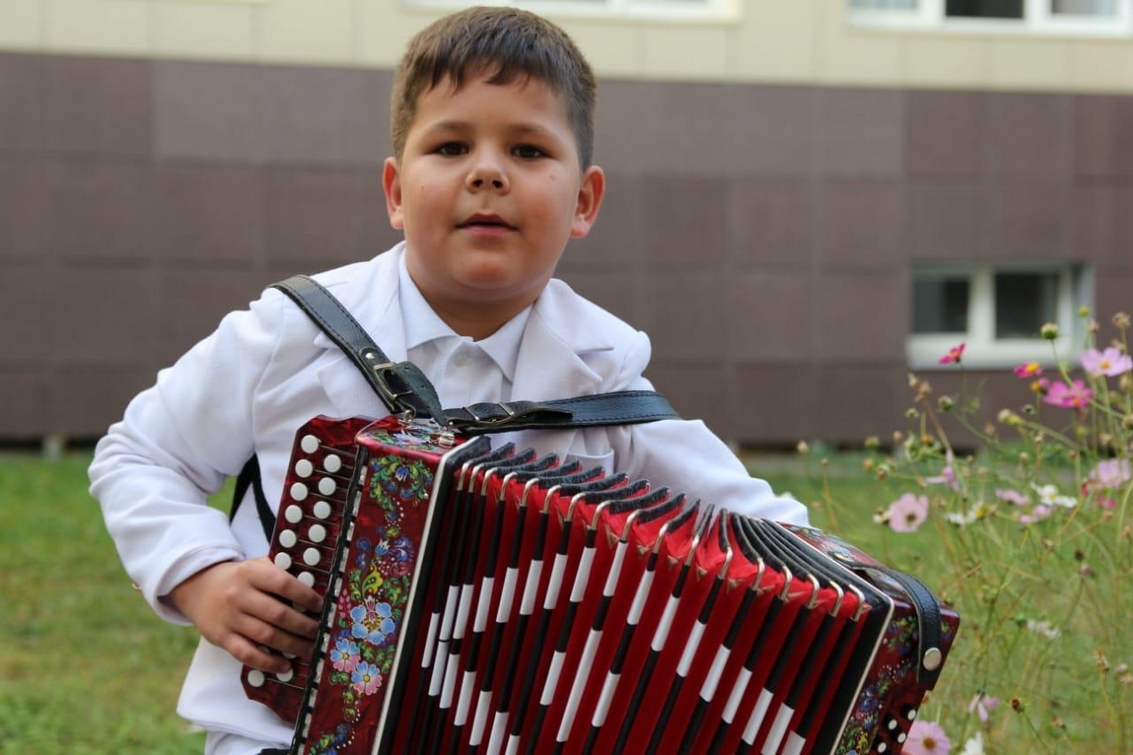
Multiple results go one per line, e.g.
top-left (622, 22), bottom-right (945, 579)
top-left (945, 0), bottom-right (1025, 17)
top-left (994, 272), bottom-right (1058, 339)
top-left (913, 277), bottom-right (970, 334)
top-left (1051, 0), bottom-right (1117, 14)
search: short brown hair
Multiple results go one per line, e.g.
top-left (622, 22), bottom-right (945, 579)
top-left (390, 6), bottom-right (597, 167)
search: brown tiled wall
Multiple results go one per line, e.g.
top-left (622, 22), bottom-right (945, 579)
top-left (2, 53), bottom-right (1131, 444)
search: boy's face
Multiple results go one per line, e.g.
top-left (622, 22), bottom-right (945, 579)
top-left (383, 74), bottom-right (604, 337)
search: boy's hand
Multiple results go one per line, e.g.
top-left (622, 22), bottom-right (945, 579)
top-left (169, 557), bottom-right (324, 673)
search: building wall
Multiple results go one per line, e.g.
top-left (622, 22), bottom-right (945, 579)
top-left (1, 2), bottom-right (1131, 443)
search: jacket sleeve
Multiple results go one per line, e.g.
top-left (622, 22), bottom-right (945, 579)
top-left (87, 290), bottom-right (289, 624)
top-left (605, 331), bottom-right (810, 526)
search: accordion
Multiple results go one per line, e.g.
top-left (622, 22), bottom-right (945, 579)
top-left (242, 416), bottom-right (958, 755)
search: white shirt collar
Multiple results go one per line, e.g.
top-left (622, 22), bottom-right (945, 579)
top-left (397, 254), bottom-right (532, 383)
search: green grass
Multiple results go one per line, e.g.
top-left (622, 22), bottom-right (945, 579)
top-left (0, 453), bottom-right (209, 755)
top-left (3, 450), bottom-right (1124, 753)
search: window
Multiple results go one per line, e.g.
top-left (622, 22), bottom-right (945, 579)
top-left (907, 265), bottom-right (1091, 369)
top-left (405, 0), bottom-right (740, 22)
top-left (848, 0), bottom-right (1131, 35)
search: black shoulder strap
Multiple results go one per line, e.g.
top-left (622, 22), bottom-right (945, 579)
top-left (269, 274), bottom-right (681, 433)
top-left (231, 274), bottom-right (680, 528)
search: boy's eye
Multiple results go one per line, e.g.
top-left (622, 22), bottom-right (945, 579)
top-left (435, 142), bottom-right (467, 156)
top-left (513, 144), bottom-right (546, 159)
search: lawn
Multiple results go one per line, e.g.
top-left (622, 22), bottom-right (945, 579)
top-left (2, 448), bottom-right (1124, 753)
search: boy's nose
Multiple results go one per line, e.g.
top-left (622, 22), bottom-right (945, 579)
top-left (465, 162), bottom-right (509, 193)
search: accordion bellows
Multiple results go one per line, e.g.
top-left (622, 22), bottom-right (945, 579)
top-left (242, 416), bottom-right (959, 755)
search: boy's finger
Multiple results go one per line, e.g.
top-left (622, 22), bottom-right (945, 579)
top-left (247, 557), bottom-right (325, 614)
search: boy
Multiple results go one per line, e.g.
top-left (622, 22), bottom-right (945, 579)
top-left (89, 7), bottom-right (807, 754)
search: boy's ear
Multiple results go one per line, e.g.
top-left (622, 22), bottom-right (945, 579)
top-left (570, 165), bottom-right (605, 239)
top-left (382, 157), bottom-right (405, 231)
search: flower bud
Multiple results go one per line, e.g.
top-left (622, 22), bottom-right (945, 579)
top-left (796, 440), bottom-right (809, 455)
top-left (1040, 322), bottom-right (1060, 340)
top-left (1114, 311), bottom-right (1131, 330)
top-left (938, 395), bottom-right (954, 412)
top-left (1079, 305), bottom-right (1091, 318)
top-left (864, 435), bottom-right (880, 450)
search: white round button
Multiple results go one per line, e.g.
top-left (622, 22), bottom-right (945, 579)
top-left (323, 455), bottom-right (342, 473)
top-left (303, 547), bottom-right (321, 566)
top-left (300, 435), bottom-right (319, 454)
top-left (313, 501), bottom-right (332, 519)
top-left (318, 477), bottom-right (336, 496)
top-left (246, 669), bottom-right (265, 688)
top-left (298, 571), bottom-right (316, 588)
top-left (279, 530), bottom-right (297, 549)
top-left (309, 524), bottom-right (327, 543)
top-left (274, 553), bottom-right (293, 570)
top-left (290, 483), bottom-right (308, 501)
top-left (284, 505), bottom-right (303, 524)
top-left (295, 459), bottom-right (314, 478)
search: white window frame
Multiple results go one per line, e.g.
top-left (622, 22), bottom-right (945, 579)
top-left (906, 264), bottom-right (1092, 370)
top-left (847, 0), bottom-right (1133, 37)
top-left (403, 0), bottom-right (741, 24)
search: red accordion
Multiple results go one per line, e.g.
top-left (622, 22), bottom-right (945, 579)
top-left (242, 416), bottom-right (958, 755)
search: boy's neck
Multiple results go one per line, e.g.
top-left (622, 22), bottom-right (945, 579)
top-left (413, 291), bottom-right (533, 342)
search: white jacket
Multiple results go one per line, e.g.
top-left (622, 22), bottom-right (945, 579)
top-left (89, 243), bottom-right (807, 747)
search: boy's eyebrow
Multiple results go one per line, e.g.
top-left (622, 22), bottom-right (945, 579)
top-left (417, 119), bottom-right (567, 142)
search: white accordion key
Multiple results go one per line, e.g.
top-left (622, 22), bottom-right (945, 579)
top-left (298, 571), bottom-right (316, 588)
top-left (308, 524), bottom-right (327, 543)
top-left (284, 505), bottom-right (304, 524)
top-left (274, 552), bottom-right (293, 570)
top-left (280, 530), bottom-right (298, 549)
top-left (290, 483), bottom-right (309, 501)
top-left (312, 501), bottom-right (332, 520)
top-left (317, 477), bottom-right (336, 496)
top-left (295, 459), bottom-right (314, 478)
top-left (300, 434), bottom-right (320, 454)
top-left (323, 454), bottom-right (342, 473)
top-left (303, 547), bottom-right (321, 567)
top-left (246, 670), bottom-right (266, 688)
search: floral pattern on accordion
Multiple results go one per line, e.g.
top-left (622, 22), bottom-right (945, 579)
top-left (304, 425), bottom-right (443, 755)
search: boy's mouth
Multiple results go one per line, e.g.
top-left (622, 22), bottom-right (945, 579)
top-left (458, 213), bottom-right (515, 231)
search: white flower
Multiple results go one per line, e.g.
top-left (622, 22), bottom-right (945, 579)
top-left (1031, 483), bottom-right (1077, 508)
top-left (945, 508), bottom-right (978, 526)
top-left (961, 732), bottom-right (985, 755)
top-left (1026, 619), bottom-right (1061, 640)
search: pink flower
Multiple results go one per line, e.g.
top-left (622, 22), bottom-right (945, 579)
top-left (905, 720), bottom-right (952, 754)
top-left (995, 488), bottom-right (1029, 506)
top-left (1014, 361), bottom-right (1043, 378)
top-left (1087, 458), bottom-right (1131, 489)
top-left (968, 692), bottom-right (999, 723)
top-left (1020, 504), bottom-right (1054, 525)
top-left (926, 452), bottom-right (960, 491)
top-left (1080, 346), bottom-right (1133, 377)
top-left (1042, 379), bottom-right (1093, 409)
top-left (939, 343), bottom-right (965, 365)
top-left (886, 493), bottom-right (929, 533)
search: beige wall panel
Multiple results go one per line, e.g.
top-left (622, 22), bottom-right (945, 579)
top-left (640, 23), bottom-right (729, 80)
top-left (44, 0), bottom-right (151, 56)
top-left (257, 0), bottom-right (356, 64)
top-left (557, 20), bottom-right (642, 79)
top-left (0, 0), bottom-right (43, 49)
top-left (153, 1), bottom-right (255, 61)
top-left (817, 11), bottom-right (905, 85)
top-left (1068, 40), bottom-right (1133, 92)
top-left (731, 0), bottom-right (820, 82)
top-left (987, 37), bottom-right (1071, 90)
top-left (904, 36), bottom-right (988, 89)
top-left (357, 1), bottom-right (438, 68)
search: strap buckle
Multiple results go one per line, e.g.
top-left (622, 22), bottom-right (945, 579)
top-left (465, 402), bottom-right (518, 425)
